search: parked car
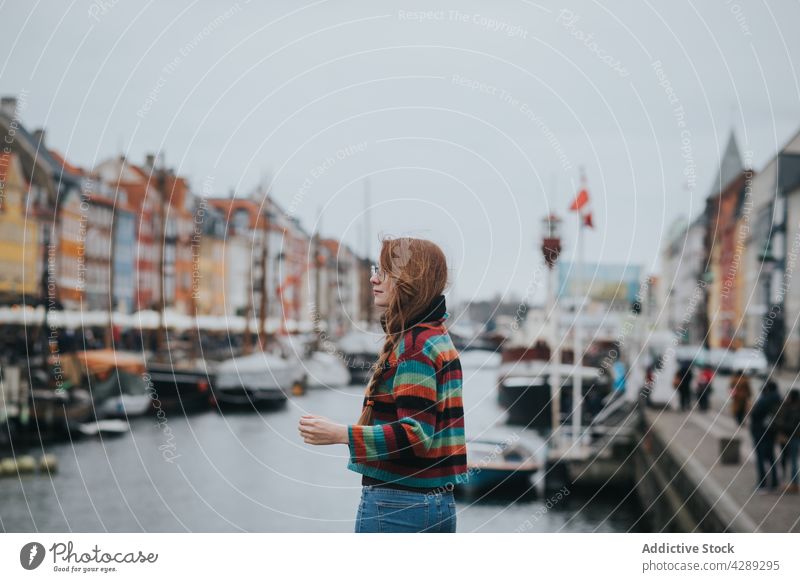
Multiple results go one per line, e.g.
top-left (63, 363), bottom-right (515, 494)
top-left (728, 348), bottom-right (768, 376)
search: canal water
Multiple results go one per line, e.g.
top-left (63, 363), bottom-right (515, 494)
top-left (0, 365), bottom-right (648, 532)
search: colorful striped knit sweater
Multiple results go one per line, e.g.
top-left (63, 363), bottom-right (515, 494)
top-left (346, 304), bottom-right (468, 489)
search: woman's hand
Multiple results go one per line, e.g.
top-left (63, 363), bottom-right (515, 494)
top-left (298, 414), bottom-right (349, 445)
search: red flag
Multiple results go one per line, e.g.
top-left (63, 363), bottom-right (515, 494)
top-left (569, 188), bottom-right (589, 211)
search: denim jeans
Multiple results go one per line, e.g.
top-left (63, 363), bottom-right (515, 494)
top-left (354, 485), bottom-right (457, 533)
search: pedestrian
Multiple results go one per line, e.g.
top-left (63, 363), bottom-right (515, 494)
top-left (673, 364), bottom-right (693, 411)
top-left (695, 365), bottom-right (714, 412)
top-left (730, 371), bottom-right (752, 426)
top-left (298, 237), bottom-right (467, 532)
top-left (750, 379), bottom-right (781, 493)
top-left (612, 358), bottom-right (626, 398)
top-left (775, 389), bottom-right (800, 494)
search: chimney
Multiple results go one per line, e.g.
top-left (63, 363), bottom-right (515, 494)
top-left (1, 96), bottom-right (17, 117)
top-left (145, 153), bottom-right (156, 170)
top-left (32, 128), bottom-right (46, 147)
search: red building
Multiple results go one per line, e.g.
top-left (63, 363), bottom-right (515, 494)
top-left (704, 133), bottom-right (750, 349)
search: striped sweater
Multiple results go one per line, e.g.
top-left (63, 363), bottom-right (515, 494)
top-left (347, 310), bottom-right (468, 489)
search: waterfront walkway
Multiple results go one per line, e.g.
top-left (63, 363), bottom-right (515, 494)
top-left (643, 372), bottom-right (800, 533)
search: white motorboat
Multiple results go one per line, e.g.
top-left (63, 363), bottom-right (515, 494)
top-left (76, 419), bottom-right (131, 437)
top-left (335, 329), bottom-right (381, 385)
top-left (212, 351), bottom-right (302, 410)
top-left (278, 335), bottom-right (351, 389)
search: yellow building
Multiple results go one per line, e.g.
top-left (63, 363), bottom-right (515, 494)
top-left (0, 152), bottom-right (39, 301)
top-left (194, 201), bottom-right (226, 316)
top-left (196, 235), bottom-right (226, 316)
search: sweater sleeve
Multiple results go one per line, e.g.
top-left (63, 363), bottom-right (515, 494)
top-left (347, 344), bottom-right (439, 463)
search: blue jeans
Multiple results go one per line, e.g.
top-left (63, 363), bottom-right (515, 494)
top-left (354, 485), bottom-right (457, 533)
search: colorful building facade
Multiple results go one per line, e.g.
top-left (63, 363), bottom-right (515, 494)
top-left (0, 152), bottom-right (39, 303)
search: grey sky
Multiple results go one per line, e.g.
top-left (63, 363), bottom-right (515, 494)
top-left (2, 0), bottom-right (799, 304)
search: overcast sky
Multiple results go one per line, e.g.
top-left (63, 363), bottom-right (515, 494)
top-left (2, 0), bottom-right (799, 304)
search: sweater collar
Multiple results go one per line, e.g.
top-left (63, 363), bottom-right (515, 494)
top-left (379, 294), bottom-right (448, 332)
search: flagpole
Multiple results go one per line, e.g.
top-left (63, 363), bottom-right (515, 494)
top-left (572, 174), bottom-right (586, 447)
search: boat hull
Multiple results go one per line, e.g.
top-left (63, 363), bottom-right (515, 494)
top-left (498, 379), bottom-right (554, 429)
top-left (76, 419), bottom-right (130, 438)
top-left (146, 365), bottom-right (213, 414)
top-left (302, 353), bottom-right (351, 389)
top-left (458, 467), bottom-right (537, 494)
top-left (212, 352), bottom-right (300, 412)
top-left (210, 385), bottom-right (288, 411)
top-left (457, 438), bottom-right (540, 495)
top-left (98, 394), bottom-right (151, 418)
top-left (24, 389), bottom-right (93, 442)
top-left (498, 362), bottom-right (611, 429)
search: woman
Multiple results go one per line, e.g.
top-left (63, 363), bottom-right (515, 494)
top-left (673, 364), bottom-right (693, 411)
top-left (750, 380), bottom-right (781, 493)
top-left (298, 237), bottom-right (468, 532)
top-left (730, 371), bottom-right (752, 426)
top-left (695, 365), bottom-right (714, 412)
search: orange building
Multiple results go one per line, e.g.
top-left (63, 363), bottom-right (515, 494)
top-left (49, 151), bottom-right (86, 310)
top-left (158, 172), bottom-right (194, 314)
top-left (703, 134), bottom-right (749, 349)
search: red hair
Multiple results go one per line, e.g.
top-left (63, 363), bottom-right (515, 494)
top-left (356, 236), bottom-right (449, 426)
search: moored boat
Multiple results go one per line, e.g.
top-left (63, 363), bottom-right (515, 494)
top-left (77, 350), bottom-right (152, 419)
top-left (335, 330), bottom-right (380, 385)
top-left (146, 359), bottom-right (215, 414)
top-left (278, 335), bottom-right (351, 389)
top-left (457, 436), bottom-right (540, 495)
top-left (211, 351), bottom-right (301, 411)
top-left (498, 360), bottom-right (611, 430)
top-left (459, 349), bottom-right (501, 369)
top-left (75, 419), bottom-right (130, 438)
top-left (29, 386), bottom-right (93, 438)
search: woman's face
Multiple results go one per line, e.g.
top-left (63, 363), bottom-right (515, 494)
top-left (371, 263), bottom-right (394, 309)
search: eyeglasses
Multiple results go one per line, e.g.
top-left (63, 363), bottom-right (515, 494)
top-left (370, 264), bottom-right (386, 282)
